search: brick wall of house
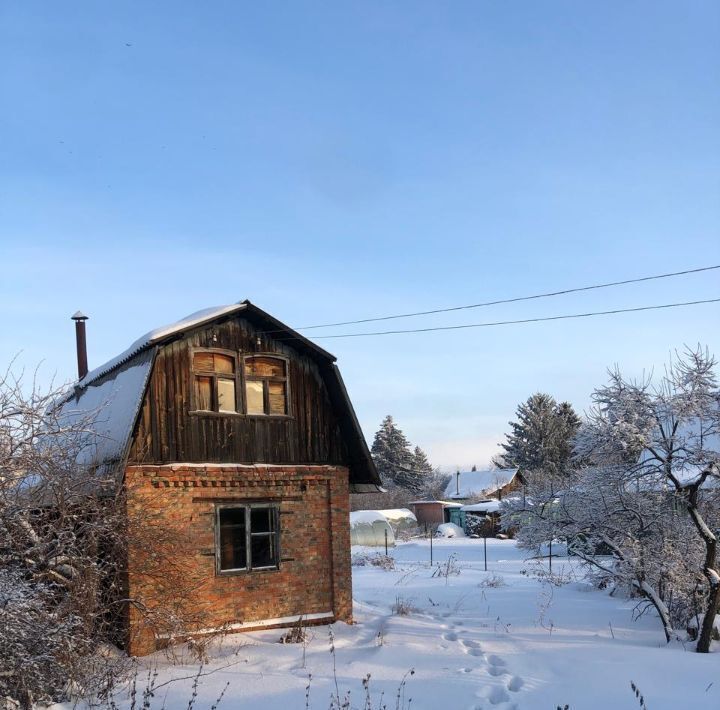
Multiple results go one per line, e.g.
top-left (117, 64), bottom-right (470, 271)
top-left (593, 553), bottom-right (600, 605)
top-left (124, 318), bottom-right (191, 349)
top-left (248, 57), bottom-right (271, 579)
top-left (123, 464), bottom-right (352, 656)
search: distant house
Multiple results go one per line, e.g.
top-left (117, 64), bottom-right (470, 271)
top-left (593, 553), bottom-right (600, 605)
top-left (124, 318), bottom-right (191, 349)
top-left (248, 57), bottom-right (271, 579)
top-left (55, 301), bottom-right (381, 655)
top-left (408, 500), bottom-right (463, 527)
top-left (444, 468), bottom-right (524, 501)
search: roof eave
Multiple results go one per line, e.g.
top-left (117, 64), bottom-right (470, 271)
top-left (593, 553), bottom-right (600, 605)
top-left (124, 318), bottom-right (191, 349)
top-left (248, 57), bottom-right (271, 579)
top-left (241, 300), bottom-right (337, 362)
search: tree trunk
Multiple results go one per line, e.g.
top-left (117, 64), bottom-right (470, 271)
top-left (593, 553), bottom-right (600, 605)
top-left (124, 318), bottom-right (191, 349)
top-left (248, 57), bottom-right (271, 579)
top-left (637, 580), bottom-right (673, 644)
top-left (697, 573), bottom-right (720, 653)
top-left (683, 478), bottom-right (719, 653)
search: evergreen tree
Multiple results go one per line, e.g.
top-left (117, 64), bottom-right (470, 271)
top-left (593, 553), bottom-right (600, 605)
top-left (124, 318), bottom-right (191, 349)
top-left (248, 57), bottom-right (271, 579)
top-left (411, 446), bottom-right (434, 476)
top-left (498, 393), bottom-right (581, 477)
top-left (370, 415), bottom-right (413, 488)
top-left (370, 416), bottom-right (433, 494)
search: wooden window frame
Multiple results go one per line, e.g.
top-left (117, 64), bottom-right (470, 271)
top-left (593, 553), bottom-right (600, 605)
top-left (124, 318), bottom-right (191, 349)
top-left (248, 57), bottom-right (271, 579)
top-left (241, 354), bottom-right (291, 418)
top-left (215, 502), bottom-right (281, 575)
top-left (189, 347), bottom-right (242, 415)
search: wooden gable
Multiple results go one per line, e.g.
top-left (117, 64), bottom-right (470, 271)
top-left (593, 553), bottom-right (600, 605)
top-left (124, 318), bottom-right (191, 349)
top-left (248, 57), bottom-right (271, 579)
top-left (128, 314), bottom-right (348, 466)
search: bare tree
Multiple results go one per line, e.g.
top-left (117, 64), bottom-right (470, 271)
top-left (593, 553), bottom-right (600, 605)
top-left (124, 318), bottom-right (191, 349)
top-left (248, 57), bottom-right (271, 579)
top-left (0, 364), bottom-right (209, 707)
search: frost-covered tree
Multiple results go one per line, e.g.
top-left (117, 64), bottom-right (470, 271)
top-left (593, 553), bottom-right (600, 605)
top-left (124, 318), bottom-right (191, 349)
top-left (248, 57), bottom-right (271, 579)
top-left (503, 348), bottom-right (720, 652)
top-left (497, 393), bottom-right (581, 478)
top-left (0, 364), bottom-right (207, 706)
top-left (370, 417), bottom-right (436, 494)
top-left (411, 446), bottom-right (433, 476)
top-left (371, 415), bottom-right (413, 487)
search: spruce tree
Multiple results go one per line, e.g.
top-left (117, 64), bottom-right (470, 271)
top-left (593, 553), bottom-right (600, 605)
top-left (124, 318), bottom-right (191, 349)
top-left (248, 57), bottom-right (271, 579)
top-left (499, 393), bottom-right (581, 477)
top-left (370, 415), bottom-right (413, 488)
top-left (370, 417), bottom-right (433, 494)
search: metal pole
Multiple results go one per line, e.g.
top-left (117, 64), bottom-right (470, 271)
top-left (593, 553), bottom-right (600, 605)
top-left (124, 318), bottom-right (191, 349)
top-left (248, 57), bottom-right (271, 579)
top-left (71, 312), bottom-right (89, 379)
top-left (549, 540), bottom-right (552, 574)
top-left (484, 534), bottom-right (487, 572)
top-left (384, 528), bottom-right (388, 556)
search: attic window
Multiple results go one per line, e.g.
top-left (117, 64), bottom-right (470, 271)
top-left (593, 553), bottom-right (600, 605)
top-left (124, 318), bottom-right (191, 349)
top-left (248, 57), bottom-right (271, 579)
top-left (216, 504), bottom-right (280, 573)
top-left (243, 356), bottom-right (288, 416)
top-left (192, 351), bottom-right (238, 413)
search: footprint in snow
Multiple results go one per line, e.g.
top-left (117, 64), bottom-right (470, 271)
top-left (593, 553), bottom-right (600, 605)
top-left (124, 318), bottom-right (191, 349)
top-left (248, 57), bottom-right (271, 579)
top-left (443, 631), bottom-right (459, 642)
top-left (479, 685), bottom-right (510, 705)
top-left (486, 654), bottom-right (507, 668)
top-left (461, 638), bottom-right (480, 649)
top-left (507, 676), bottom-right (524, 692)
top-left (487, 665), bottom-right (506, 677)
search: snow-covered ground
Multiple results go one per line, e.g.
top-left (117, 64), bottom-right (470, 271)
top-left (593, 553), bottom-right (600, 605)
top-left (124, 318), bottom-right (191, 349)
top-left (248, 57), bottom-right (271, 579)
top-left (63, 540), bottom-right (720, 709)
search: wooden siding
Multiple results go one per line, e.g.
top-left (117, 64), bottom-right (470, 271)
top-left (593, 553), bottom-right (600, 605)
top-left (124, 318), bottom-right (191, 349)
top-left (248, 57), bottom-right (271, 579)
top-left (128, 316), bottom-right (349, 466)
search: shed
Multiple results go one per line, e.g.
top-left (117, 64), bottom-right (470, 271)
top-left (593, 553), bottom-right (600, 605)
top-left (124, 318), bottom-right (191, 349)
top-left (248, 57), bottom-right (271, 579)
top-left (408, 500), bottom-right (463, 527)
top-left (460, 500), bottom-right (502, 536)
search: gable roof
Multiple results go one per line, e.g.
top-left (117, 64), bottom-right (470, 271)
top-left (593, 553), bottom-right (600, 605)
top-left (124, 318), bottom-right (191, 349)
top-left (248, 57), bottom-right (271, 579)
top-left (67, 300), bottom-right (336, 392)
top-left (461, 500), bottom-right (501, 513)
top-left (53, 301), bottom-right (380, 491)
top-left (444, 468), bottom-right (519, 499)
top-left (55, 350), bottom-right (155, 474)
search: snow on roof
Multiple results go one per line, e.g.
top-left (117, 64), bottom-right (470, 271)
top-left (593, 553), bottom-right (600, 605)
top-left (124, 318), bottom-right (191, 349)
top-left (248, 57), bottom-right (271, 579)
top-left (444, 468), bottom-right (519, 499)
top-left (350, 510), bottom-right (391, 526)
top-left (461, 500), bottom-right (501, 513)
top-left (408, 500), bottom-right (464, 507)
top-left (73, 303), bottom-right (248, 391)
top-left (54, 350), bottom-right (154, 468)
top-left (376, 508), bottom-right (417, 523)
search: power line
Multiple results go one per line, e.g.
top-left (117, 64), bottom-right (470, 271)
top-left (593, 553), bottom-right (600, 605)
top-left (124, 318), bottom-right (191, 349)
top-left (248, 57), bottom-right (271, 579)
top-left (308, 297), bottom-right (720, 339)
top-left (295, 265), bottom-right (720, 331)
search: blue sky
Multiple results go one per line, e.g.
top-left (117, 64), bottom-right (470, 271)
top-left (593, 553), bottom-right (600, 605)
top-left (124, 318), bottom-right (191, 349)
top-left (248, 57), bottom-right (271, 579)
top-left (1, 1), bottom-right (718, 469)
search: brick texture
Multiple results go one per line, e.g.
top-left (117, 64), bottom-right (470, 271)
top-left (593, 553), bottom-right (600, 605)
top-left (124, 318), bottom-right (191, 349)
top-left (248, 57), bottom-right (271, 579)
top-left (124, 464), bottom-right (352, 656)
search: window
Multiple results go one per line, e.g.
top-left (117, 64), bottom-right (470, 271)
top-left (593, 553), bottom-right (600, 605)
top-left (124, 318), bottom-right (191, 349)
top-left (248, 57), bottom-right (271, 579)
top-left (192, 351), bottom-right (238, 413)
top-left (243, 356), bottom-right (289, 416)
top-left (216, 504), bottom-right (280, 573)
top-left (191, 350), bottom-right (290, 417)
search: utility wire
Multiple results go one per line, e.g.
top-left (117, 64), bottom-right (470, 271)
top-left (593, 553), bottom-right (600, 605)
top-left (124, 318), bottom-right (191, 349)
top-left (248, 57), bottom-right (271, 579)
top-left (295, 265), bottom-right (720, 331)
top-left (307, 297), bottom-right (720, 339)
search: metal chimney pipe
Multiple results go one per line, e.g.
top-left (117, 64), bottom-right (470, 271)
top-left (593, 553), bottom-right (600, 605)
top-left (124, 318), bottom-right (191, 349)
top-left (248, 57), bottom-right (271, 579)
top-left (71, 311), bottom-right (89, 380)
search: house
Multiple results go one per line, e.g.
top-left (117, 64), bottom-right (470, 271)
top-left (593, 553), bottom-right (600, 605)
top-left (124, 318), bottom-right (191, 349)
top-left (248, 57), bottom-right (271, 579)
top-left (408, 500), bottom-right (463, 528)
top-left (55, 301), bottom-right (381, 655)
top-left (444, 468), bottom-right (523, 501)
